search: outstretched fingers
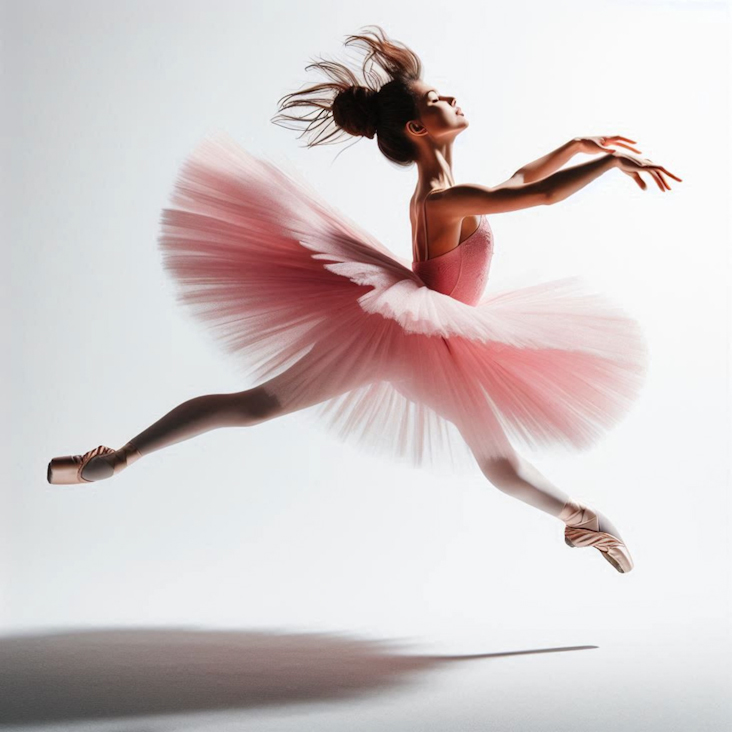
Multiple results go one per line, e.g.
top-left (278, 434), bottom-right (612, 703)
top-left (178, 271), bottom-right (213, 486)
top-left (649, 169), bottom-right (667, 191)
top-left (657, 165), bottom-right (683, 182)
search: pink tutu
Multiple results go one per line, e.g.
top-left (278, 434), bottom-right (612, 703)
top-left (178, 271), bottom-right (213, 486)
top-left (157, 130), bottom-right (648, 472)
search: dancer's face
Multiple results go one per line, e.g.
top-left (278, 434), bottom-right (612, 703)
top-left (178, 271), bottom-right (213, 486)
top-left (407, 79), bottom-right (469, 141)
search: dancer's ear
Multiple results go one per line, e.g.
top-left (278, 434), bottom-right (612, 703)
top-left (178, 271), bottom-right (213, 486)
top-left (406, 120), bottom-right (426, 137)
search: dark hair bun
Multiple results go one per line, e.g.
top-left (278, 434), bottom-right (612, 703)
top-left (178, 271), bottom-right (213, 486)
top-left (332, 85), bottom-right (378, 139)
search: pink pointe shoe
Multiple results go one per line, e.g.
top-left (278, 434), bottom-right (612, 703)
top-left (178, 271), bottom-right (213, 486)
top-left (47, 442), bottom-right (142, 485)
top-left (558, 499), bottom-right (634, 574)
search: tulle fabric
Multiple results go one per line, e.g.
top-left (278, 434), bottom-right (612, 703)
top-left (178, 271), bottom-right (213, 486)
top-left (157, 130), bottom-right (649, 473)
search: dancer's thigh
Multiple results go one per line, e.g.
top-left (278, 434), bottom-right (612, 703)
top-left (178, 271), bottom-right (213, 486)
top-left (392, 376), bottom-right (517, 468)
top-left (254, 336), bottom-right (517, 470)
top-left (254, 340), bottom-right (399, 419)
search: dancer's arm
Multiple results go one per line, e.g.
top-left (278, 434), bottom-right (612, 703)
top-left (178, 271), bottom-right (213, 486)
top-left (432, 154), bottom-right (617, 216)
top-left (507, 138), bottom-right (580, 186)
top-left (502, 135), bottom-right (643, 187)
top-left (542, 153), bottom-right (618, 204)
top-left (433, 151), bottom-right (679, 217)
top-left (546, 151), bottom-right (681, 200)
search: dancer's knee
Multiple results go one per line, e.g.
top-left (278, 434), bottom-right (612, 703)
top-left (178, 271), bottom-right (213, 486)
top-left (231, 386), bottom-right (283, 425)
top-left (477, 454), bottom-right (521, 489)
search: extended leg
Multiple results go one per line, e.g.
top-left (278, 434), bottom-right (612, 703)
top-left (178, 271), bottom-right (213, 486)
top-left (122, 388), bottom-right (280, 458)
top-left (454, 419), bottom-right (633, 571)
top-left (473, 450), bottom-right (573, 520)
top-left (419, 397), bottom-right (574, 520)
top-left (54, 388), bottom-right (280, 483)
top-left (72, 342), bottom-right (383, 481)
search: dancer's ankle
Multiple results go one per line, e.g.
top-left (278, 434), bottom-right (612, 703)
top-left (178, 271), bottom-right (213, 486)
top-left (117, 441), bottom-right (143, 467)
top-left (558, 498), bottom-right (597, 528)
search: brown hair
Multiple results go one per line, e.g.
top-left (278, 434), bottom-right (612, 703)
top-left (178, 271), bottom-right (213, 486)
top-left (270, 25), bottom-right (424, 167)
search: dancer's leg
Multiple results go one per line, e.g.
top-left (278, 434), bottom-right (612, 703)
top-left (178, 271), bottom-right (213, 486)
top-left (460, 433), bottom-right (631, 570)
top-left (473, 450), bottom-right (573, 519)
top-left (120, 395), bottom-right (570, 520)
top-left (75, 388), bottom-right (281, 481)
top-left (81, 344), bottom-right (380, 480)
top-left (431, 399), bottom-right (633, 569)
top-left (120, 388), bottom-right (280, 455)
top-left (453, 415), bottom-right (620, 536)
top-left (444, 410), bottom-right (574, 521)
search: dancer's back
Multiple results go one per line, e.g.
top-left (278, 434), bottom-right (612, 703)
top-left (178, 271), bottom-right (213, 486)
top-left (411, 193), bottom-right (494, 305)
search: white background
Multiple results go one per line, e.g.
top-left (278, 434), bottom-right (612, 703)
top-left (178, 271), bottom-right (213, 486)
top-left (3, 0), bottom-right (730, 730)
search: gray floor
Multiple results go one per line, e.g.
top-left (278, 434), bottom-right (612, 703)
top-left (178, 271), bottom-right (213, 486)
top-left (1, 622), bottom-right (729, 731)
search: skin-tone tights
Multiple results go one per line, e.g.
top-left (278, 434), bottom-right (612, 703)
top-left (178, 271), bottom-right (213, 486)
top-left (106, 378), bottom-right (573, 520)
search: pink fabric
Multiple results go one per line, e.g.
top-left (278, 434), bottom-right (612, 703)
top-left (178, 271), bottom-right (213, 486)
top-left (157, 130), bottom-right (649, 472)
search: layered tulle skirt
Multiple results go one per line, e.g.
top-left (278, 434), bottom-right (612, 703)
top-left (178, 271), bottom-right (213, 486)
top-left (156, 130), bottom-right (648, 472)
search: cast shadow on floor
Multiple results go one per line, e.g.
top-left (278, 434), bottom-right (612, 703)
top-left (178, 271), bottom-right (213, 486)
top-left (0, 627), bottom-right (597, 725)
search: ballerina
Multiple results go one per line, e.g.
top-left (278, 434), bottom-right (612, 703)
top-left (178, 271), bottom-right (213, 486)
top-left (47, 25), bottom-right (681, 573)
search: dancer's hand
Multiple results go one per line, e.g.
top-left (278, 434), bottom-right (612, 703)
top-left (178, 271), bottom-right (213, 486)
top-left (611, 151), bottom-right (683, 191)
top-left (575, 135), bottom-right (642, 155)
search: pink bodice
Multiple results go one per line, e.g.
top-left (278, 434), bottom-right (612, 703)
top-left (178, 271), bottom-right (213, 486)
top-left (411, 216), bottom-right (494, 305)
